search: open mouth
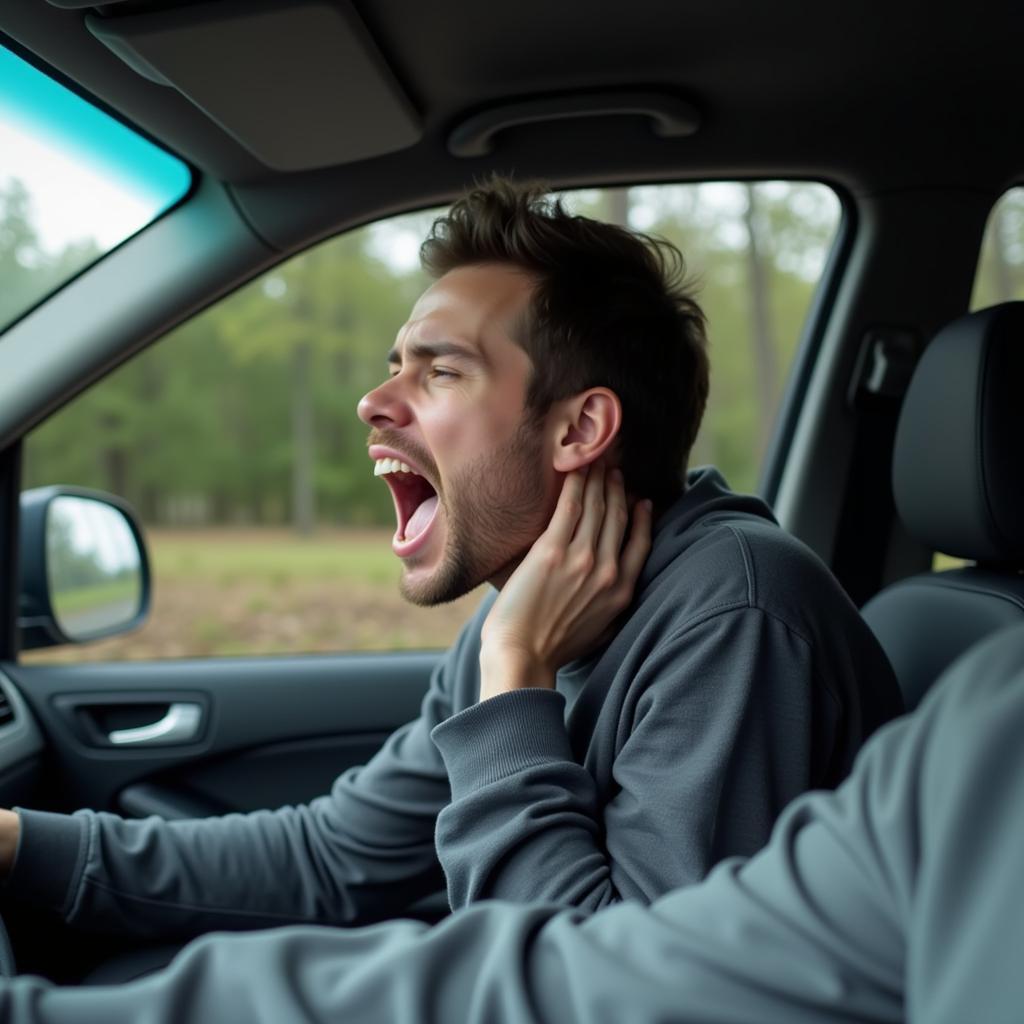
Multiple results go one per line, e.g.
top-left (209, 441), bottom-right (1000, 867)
top-left (372, 455), bottom-right (440, 554)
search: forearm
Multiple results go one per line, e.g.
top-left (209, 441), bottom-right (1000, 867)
top-left (5, 759), bottom-right (446, 940)
top-left (432, 690), bottom-right (625, 910)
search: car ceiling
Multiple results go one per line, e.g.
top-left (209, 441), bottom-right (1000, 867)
top-left (3, 0), bottom-right (1024, 252)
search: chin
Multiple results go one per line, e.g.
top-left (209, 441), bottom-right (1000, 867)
top-left (399, 554), bottom-right (476, 607)
top-left (399, 540), bottom-right (531, 607)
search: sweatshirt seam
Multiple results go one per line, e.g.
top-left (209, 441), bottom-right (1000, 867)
top-left (725, 524), bottom-right (757, 607)
top-left (79, 876), bottom-right (324, 923)
top-left (663, 602), bottom-right (814, 657)
top-left (65, 813), bottom-right (96, 921)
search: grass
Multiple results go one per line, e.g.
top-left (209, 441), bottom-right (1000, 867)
top-left (24, 527), bottom-right (482, 663)
top-left (50, 578), bottom-right (139, 615)
top-left (150, 528), bottom-right (403, 586)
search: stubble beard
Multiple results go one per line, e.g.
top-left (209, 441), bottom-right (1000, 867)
top-left (399, 418), bottom-right (548, 607)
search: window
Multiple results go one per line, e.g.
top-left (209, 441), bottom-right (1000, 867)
top-left (0, 44), bottom-right (191, 332)
top-left (971, 187), bottom-right (1024, 309)
top-left (22, 182), bottom-right (840, 661)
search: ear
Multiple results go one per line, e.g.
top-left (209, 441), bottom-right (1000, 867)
top-left (549, 388), bottom-right (622, 472)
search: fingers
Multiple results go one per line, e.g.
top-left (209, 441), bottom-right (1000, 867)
top-left (595, 468), bottom-right (630, 570)
top-left (547, 465), bottom-right (652, 612)
top-left (545, 468), bottom-right (587, 548)
top-left (573, 461), bottom-right (606, 549)
top-left (618, 498), bottom-right (654, 595)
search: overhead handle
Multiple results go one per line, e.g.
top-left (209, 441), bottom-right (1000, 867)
top-left (448, 91), bottom-right (700, 158)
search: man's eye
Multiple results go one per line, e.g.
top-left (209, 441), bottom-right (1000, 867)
top-left (429, 366), bottom-right (458, 380)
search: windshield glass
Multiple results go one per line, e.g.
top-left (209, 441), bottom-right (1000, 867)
top-left (0, 44), bottom-right (191, 332)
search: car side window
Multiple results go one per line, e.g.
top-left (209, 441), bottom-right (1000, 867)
top-left (971, 187), bottom-right (1024, 308)
top-left (20, 182), bottom-right (840, 661)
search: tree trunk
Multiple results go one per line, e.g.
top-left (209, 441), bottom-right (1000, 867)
top-left (138, 356), bottom-right (161, 524)
top-left (605, 188), bottom-right (631, 228)
top-left (742, 184), bottom-right (779, 457)
top-left (291, 341), bottom-right (316, 536)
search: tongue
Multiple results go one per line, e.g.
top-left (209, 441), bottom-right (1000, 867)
top-left (404, 495), bottom-right (438, 541)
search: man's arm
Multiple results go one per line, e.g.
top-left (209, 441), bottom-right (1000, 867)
top-left (433, 606), bottom-right (819, 908)
top-left (7, 623), bottom-right (1024, 1024)
top-left (432, 464), bottom-right (820, 908)
top-left (0, 626), bottom-right (481, 938)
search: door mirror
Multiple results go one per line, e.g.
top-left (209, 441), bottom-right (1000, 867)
top-left (19, 487), bottom-right (151, 650)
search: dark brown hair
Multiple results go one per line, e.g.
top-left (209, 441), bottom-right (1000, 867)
top-left (420, 177), bottom-right (709, 504)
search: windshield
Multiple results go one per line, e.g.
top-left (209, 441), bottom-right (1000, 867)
top-left (0, 43), bottom-right (191, 332)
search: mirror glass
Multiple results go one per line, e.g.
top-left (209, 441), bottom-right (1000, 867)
top-left (46, 497), bottom-right (143, 640)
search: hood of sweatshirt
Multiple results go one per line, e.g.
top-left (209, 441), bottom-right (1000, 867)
top-left (638, 466), bottom-right (777, 585)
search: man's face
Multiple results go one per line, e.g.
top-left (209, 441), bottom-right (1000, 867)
top-left (357, 264), bottom-right (556, 606)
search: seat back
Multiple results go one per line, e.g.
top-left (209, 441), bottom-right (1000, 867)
top-left (861, 302), bottom-right (1024, 710)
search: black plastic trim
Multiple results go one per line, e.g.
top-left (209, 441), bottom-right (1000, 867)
top-left (0, 442), bottom-right (21, 660)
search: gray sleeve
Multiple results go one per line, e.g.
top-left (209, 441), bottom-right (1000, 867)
top-left (10, 626), bottom-right (1024, 1024)
top-left (432, 607), bottom-right (819, 910)
top-left (5, 650), bottom-right (461, 938)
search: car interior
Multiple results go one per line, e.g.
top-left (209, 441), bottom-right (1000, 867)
top-left (0, 0), bottom-right (1023, 991)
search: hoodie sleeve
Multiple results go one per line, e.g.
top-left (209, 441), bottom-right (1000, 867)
top-left (431, 606), bottom-right (823, 911)
top-left (3, 643), bottom-right (468, 939)
top-left (6, 625), bottom-right (1024, 1024)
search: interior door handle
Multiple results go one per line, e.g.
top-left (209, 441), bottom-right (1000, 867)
top-left (108, 702), bottom-right (203, 746)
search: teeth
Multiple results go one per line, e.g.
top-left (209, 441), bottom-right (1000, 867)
top-left (374, 458), bottom-right (420, 477)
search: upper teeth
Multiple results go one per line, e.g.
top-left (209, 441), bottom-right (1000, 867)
top-left (374, 458), bottom-right (417, 476)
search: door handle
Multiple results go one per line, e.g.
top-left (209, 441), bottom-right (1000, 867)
top-left (108, 702), bottom-right (203, 746)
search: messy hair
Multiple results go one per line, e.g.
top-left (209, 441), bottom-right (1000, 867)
top-left (421, 177), bottom-right (709, 504)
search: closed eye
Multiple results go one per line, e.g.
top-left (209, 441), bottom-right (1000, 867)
top-left (429, 366), bottom-right (459, 380)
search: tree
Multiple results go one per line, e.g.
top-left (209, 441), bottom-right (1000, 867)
top-left (742, 184), bottom-right (779, 457)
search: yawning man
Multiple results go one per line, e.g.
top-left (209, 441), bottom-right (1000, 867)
top-left (0, 178), bottom-right (902, 944)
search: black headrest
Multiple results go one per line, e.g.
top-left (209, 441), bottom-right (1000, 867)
top-left (893, 302), bottom-right (1024, 566)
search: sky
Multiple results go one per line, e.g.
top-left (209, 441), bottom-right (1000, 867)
top-left (1, 118), bottom-right (171, 255)
top-left (0, 43), bottom-right (190, 258)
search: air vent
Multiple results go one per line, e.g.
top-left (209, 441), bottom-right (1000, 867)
top-left (0, 690), bottom-right (14, 728)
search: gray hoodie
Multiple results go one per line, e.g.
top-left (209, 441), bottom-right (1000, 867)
top-left (8, 468), bottom-right (900, 937)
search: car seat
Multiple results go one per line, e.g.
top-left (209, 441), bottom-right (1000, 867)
top-left (861, 302), bottom-right (1024, 711)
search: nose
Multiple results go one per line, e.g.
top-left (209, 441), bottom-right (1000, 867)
top-left (357, 376), bottom-right (412, 428)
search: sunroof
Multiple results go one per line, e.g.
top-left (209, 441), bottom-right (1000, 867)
top-left (0, 44), bottom-right (192, 332)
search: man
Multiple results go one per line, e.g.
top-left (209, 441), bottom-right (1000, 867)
top-left (3, 621), bottom-right (1022, 1021)
top-left (0, 179), bottom-right (899, 940)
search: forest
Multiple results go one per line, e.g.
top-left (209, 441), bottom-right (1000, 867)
top-left (14, 179), bottom-right (847, 525)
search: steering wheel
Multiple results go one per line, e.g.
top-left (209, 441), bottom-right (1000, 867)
top-left (0, 910), bottom-right (15, 976)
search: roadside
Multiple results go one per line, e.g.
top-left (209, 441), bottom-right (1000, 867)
top-left (22, 528), bottom-right (481, 662)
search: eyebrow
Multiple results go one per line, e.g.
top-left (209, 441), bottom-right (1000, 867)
top-left (386, 340), bottom-right (485, 366)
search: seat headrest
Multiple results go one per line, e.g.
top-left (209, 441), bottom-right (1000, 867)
top-left (893, 302), bottom-right (1024, 566)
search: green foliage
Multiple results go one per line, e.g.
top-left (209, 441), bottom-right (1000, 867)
top-left (25, 178), bottom-right (1023, 525)
top-left (0, 178), bottom-right (101, 328)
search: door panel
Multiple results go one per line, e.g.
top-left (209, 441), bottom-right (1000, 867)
top-left (0, 651), bottom-right (439, 814)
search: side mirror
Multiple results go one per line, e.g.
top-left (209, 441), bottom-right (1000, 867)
top-left (18, 487), bottom-right (151, 651)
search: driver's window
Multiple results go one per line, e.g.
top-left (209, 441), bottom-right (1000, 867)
top-left (21, 182), bottom-right (840, 661)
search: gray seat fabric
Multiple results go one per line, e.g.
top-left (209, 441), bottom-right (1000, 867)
top-left (862, 302), bottom-right (1024, 710)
